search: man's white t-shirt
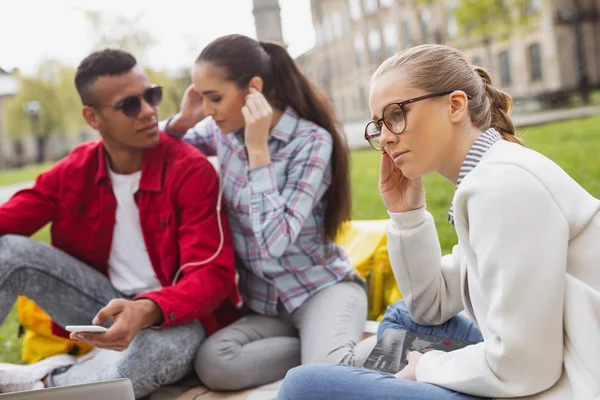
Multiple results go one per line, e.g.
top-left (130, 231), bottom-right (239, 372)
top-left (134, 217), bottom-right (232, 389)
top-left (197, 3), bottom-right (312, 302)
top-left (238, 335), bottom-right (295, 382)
top-left (107, 167), bottom-right (162, 296)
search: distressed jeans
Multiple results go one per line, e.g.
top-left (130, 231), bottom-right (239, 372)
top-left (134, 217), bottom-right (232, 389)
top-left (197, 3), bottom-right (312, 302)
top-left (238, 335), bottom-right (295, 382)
top-left (0, 234), bottom-right (205, 399)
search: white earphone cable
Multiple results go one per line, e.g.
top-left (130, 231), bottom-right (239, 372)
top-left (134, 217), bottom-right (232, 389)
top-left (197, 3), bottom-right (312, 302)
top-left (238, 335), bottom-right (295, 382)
top-left (171, 178), bottom-right (225, 285)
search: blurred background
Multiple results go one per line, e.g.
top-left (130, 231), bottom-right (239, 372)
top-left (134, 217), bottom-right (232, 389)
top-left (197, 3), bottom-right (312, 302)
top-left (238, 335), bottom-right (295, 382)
top-left (1, 0), bottom-right (599, 167)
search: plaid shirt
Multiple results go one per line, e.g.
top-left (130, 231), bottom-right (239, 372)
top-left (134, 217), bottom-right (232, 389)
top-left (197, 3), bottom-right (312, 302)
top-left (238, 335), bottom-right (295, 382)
top-left (180, 108), bottom-right (356, 316)
top-left (448, 128), bottom-right (502, 226)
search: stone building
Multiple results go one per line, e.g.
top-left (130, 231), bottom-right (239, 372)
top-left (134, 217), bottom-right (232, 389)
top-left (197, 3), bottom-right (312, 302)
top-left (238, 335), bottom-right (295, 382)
top-left (296, 0), bottom-right (600, 122)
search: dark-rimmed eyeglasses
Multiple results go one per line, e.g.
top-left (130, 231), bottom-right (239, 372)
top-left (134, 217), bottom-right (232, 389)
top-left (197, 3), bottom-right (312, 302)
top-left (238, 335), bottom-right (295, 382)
top-left (87, 84), bottom-right (163, 118)
top-left (364, 90), bottom-right (472, 151)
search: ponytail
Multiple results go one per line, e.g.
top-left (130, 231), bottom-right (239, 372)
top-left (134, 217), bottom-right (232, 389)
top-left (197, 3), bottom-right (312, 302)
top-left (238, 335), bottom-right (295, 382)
top-left (258, 41), bottom-right (351, 241)
top-left (473, 67), bottom-right (522, 145)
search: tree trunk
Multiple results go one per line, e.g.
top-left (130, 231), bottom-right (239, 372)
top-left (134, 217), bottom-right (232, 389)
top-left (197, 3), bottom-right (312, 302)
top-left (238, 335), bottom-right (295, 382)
top-left (35, 135), bottom-right (47, 164)
top-left (572, 0), bottom-right (590, 104)
top-left (13, 139), bottom-right (24, 168)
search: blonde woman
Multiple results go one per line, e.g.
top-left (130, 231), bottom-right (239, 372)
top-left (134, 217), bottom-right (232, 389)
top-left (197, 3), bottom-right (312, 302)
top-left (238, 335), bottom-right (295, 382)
top-left (278, 44), bottom-right (600, 400)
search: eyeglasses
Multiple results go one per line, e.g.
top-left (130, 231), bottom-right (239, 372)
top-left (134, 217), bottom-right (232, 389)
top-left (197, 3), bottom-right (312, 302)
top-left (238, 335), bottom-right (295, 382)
top-left (364, 90), bottom-right (471, 151)
top-left (87, 85), bottom-right (163, 118)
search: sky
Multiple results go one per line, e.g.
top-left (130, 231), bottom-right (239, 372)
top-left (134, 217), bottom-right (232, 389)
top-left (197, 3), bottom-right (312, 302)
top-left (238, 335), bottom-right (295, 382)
top-left (0, 0), bottom-right (316, 75)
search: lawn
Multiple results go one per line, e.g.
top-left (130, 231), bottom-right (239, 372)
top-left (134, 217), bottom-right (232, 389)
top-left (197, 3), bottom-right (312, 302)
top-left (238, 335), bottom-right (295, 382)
top-left (0, 163), bottom-right (54, 187)
top-left (1, 115), bottom-right (599, 364)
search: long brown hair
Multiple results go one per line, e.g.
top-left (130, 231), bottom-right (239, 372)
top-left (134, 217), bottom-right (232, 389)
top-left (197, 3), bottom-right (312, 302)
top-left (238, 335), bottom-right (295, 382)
top-left (372, 44), bottom-right (522, 144)
top-left (197, 34), bottom-right (351, 241)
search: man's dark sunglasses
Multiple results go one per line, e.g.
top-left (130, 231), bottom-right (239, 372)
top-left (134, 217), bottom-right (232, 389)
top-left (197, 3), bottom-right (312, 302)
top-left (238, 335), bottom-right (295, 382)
top-left (88, 85), bottom-right (163, 118)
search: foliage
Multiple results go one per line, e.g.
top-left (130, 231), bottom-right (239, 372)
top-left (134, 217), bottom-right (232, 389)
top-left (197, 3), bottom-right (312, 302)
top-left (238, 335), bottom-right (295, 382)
top-left (3, 62), bottom-right (84, 140)
top-left (452, 0), bottom-right (534, 41)
top-left (84, 10), bottom-right (156, 62)
top-left (2, 11), bottom-right (191, 151)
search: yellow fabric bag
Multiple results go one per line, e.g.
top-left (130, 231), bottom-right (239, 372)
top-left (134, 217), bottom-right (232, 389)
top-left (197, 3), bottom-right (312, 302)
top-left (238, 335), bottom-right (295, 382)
top-left (335, 219), bottom-right (402, 320)
top-left (17, 296), bottom-right (93, 363)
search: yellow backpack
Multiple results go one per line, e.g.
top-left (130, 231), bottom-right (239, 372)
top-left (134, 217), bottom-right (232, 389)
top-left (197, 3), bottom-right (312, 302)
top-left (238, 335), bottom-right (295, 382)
top-left (16, 296), bottom-right (94, 363)
top-left (334, 219), bottom-right (402, 320)
top-left (16, 219), bottom-right (400, 363)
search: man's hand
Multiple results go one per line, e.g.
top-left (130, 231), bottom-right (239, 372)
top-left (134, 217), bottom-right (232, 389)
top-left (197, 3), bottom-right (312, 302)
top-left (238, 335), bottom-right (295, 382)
top-left (70, 299), bottom-right (163, 352)
top-left (395, 351), bottom-right (423, 381)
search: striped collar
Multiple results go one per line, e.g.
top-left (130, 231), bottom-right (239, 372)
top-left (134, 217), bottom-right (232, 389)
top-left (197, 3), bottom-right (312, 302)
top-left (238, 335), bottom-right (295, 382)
top-left (448, 128), bottom-right (502, 226)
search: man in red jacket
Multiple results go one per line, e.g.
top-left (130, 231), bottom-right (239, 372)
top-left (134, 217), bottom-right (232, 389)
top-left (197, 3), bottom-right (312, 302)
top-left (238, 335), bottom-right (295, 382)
top-left (0, 49), bottom-right (239, 398)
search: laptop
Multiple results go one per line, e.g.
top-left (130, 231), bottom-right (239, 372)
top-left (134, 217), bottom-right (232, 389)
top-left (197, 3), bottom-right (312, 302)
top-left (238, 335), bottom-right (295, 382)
top-left (0, 379), bottom-right (134, 400)
top-left (363, 328), bottom-right (477, 374)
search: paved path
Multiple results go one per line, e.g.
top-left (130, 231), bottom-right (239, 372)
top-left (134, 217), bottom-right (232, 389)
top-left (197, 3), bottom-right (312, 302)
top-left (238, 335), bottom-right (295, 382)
top-left (1, 105), bottom-right (599, 202)
top-left (0, 181), bottom-right (34, 204)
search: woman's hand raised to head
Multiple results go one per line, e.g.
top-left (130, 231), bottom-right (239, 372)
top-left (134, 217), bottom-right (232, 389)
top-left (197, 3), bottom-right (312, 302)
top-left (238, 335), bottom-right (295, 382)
top-left (242, 88), bottom-right (273, 151)
top-left (168, 84), bottom-right (205, 135)
top-left (379, 151), bottom-right (425, 213)
top-left (242, 88), bottom-right (273, 168)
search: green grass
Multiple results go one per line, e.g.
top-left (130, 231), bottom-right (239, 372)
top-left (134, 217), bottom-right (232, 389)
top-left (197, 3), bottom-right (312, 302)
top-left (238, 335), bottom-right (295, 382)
top-left (0, 163), bottom-right (54, 187)
top-left (1, 115), bottom-right (600, 364)
top-left (593, 90), bottom-right (600, 106)
top-left (571, 89), bottom-right (600, 107)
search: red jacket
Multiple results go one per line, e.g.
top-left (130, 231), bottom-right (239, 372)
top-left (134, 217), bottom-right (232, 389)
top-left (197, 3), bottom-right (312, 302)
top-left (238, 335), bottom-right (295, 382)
top-left (0, 132), bottom-right (240, 336)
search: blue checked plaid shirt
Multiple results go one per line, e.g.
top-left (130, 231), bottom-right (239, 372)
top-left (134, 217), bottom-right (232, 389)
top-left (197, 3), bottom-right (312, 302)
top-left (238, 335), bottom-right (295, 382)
top-left (179, 107), bottom-right (358, 316)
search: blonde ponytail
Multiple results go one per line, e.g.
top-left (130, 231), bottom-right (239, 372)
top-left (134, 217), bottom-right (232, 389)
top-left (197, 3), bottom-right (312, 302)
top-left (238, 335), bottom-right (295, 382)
top-left (474, 67), bottom-right (522, 144)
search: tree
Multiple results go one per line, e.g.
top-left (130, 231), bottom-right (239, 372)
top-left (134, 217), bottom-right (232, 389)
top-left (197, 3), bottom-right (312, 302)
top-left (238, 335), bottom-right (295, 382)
top-left (82, 10), bottom-right (192, 117)
top-left (3, 61), bottom-right (84, 164)
top-left (452, 0), bottom-right (534, 74)
top-left (83, 10), bottom-right (156, 63)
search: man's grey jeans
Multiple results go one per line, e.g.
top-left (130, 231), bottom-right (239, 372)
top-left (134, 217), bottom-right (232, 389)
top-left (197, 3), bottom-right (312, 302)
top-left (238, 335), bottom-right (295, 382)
top-left (0, 234), bottom-right (205, 399)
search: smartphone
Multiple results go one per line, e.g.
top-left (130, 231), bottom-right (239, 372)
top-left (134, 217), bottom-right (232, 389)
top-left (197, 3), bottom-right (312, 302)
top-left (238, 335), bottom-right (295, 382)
top-left (65, 325), bottom-right (108, 333)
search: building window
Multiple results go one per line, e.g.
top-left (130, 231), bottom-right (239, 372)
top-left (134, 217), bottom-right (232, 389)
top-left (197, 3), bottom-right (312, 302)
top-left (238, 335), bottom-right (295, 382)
top-left (323, 15), bottom-right (333, 44)
top-left (359, 85), bottom-right (368, 110)
top-left (498, 51), bottom-right (511, 87)
top-left (364, 0), bottom-right (378, 15)
top-left (354, 35), bottom-right (366, 66)
top-left (528, 0), bottom-right (542, 11)
top-left (419, 9), bottom-right (432, 43)
top-left (528, 43), bottom-right (543, 81)
top-left (368, 28), bottom-right (382, 61)
top-left (315, 23), bottom-right (323, 46)
top-left (342, 10), bottom-right (351, 33)
top-left (402, 19), bottom-right (413, 48)
top-left (381, 0), bottom-right (394, 7)
top-left (332, 12), bottom-right (344, 39)
top-left (472, 56), bottom-right (482, 67)
top-left (349, 0), bottom-right (362, 20)
top-left (446, 13), bottom-right (458, 39)
top-left (383, 24), bottom-right (398, 57)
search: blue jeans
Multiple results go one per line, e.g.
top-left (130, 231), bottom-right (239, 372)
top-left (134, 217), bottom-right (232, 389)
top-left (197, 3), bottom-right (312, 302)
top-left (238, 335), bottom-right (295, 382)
top-left (278, 300), bottom-right (485, 400)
